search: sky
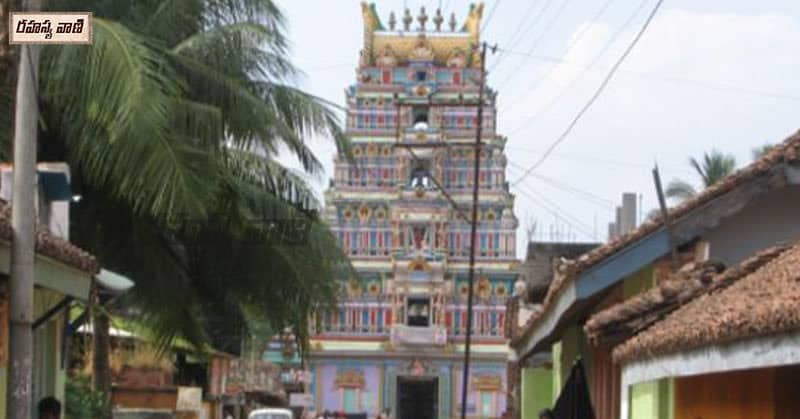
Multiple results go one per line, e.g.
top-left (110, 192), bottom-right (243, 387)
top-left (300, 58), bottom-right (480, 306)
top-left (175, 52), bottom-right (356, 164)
top-left (275, 0), bottom-right (800, 256)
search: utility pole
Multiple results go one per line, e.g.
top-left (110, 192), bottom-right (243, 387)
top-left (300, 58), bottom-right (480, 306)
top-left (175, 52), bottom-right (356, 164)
top-left (7, 0), bottom-right (41, 417)
top-left (652, 164), bottom-right (679, 270)
top-left (460, 42), bottom-right (487, 419)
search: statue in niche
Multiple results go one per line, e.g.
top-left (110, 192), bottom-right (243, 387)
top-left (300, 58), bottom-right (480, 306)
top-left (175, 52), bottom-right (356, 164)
top-left (447, 49), bottom-right (467, 68)
top-left (376, 45), bottom-right (397, 67)
top-left (409, 34), bottom-right (434, 61)
top-left (412, 226), bottom-right (427, 250)
top-left (409, 165), bottom-right (432, 189)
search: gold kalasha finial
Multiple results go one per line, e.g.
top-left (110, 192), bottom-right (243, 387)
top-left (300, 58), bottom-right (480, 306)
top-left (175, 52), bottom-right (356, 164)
top-left (403, 8), bottom-right (413, 31)
top-left (449, 12), bottom-right (457, 31)
top-left (418, 6), bottom-right (428, 31)
top-left (389, 11), bottom-right (396, 30)
top-left (434, 8), bottom-right (444, 31)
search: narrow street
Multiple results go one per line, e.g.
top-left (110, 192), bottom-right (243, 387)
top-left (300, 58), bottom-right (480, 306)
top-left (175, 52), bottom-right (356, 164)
top-left (2, 1), bottom-right (800, 419)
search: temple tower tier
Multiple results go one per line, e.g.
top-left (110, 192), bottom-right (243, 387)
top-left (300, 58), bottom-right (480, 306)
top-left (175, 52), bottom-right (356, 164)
top-left (301, 4), bottom-right (520, 419)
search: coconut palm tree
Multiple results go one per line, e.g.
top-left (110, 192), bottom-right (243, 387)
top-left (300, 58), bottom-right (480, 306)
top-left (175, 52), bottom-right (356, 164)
top-left (665, 150), bottom-right (737, 202)
top-left (2, 0), bottom-right (351, 356)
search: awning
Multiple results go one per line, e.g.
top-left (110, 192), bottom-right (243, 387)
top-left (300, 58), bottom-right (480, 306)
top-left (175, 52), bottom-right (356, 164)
top-left (95, 269), bottom-right (135, 294)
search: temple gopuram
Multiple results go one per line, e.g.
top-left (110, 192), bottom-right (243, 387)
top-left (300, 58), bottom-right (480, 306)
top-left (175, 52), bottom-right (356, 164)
top-left (305, 3), bottom-right (521, 418)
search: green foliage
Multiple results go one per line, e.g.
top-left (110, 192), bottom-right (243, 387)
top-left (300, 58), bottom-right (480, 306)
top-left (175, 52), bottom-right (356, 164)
top-left (16, 0), bottom-right (354, 353)
top-left (688, 149), bottom-right (736, 188)
top-left (665, 149), bottom-right (737, 203)
top-left (664, 179), bottom-right (697, 202)
top-left (65, 374), bottom-right (109, 419)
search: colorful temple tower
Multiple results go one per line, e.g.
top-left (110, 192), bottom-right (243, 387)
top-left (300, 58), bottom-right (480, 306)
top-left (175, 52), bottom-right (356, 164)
top-left (307, 3), bottom-right (519, 418)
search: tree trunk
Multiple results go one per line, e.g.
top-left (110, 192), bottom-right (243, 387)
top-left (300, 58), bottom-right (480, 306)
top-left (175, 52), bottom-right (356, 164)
top-left (93, 295), bottom-right (113, 419)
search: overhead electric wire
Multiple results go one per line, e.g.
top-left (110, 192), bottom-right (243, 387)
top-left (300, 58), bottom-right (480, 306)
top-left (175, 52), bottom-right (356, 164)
top-left (498, 55), bottom-right (800, 135)
top-left (512, 0), bottom-right (666, 186)
top-left (499, 0), bottom-right (617, 112)
top-left (508, 159), bottom-right (613, 204)
top-left (507, 166), bottom-right (598, 238)
top-left (403, 146), bottom-right (473, 224)
top-left (506, 145), bottom-right (697, 177)
top-left (503, 0), bottom-right (652, 135)
top-left (494, 0), bottom-right (573, 92)
top-left (488, 0), bottom-right (551, 72)
top-left (480, 1), bottom-right (502, 35)
top-left (512, 186), bottom-right (596, 239)
top-left (522, 170), bottom-right (617, 209)
top-left (511, 184), bottom-right (597, 240)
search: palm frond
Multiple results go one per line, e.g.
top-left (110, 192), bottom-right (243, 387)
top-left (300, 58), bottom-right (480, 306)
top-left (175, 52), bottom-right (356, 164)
top-left (701, 149), bottom-right (736, 186)
top-left (665, 179), bottom-right (697, 202)
top-left (168, 51), bottom-right (327, 173)
top-left (255, 82), bottom-right (351, 158)
top-left (41, 0), bottom-right (349, 355)
top-left (222, 147), bottom-right (320, 209)
top-left (42, 18), bottom-right (216, 220)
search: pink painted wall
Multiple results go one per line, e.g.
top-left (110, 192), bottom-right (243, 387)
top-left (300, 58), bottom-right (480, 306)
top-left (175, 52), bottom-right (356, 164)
top-left (316, 363), bottom-right (381, 416)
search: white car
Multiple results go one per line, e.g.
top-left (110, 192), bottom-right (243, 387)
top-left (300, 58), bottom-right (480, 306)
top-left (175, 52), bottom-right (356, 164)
top-left (248, 408), bottom-right (294, 419)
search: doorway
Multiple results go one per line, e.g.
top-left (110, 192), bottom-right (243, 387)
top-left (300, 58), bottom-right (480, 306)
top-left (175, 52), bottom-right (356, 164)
top-left (396, 376), bottom-right (438, 419)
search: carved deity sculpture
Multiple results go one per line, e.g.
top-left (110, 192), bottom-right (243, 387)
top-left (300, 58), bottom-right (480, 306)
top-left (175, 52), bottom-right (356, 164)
top-left (376, 45), bottom-right (397, 67)
top-left (409, 34), bottom-right (434, 61)
top-left (447, 49), bottom-right (467, 68)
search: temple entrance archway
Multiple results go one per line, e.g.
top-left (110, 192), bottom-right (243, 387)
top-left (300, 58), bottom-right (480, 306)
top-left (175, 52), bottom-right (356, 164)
top-left (396, 376), bottom-right (438, 419)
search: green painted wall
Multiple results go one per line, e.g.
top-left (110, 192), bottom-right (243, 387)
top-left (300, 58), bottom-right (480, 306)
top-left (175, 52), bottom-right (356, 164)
top-left (521, 367), bottom-right (553, 419)
top-left (550, 324), bottom-right (595, 408)
top-left (659, 378), bottom-right (674, 419)
top-left (33, 288), bottom-right (66, 415)
top-left (551, 342), bottom-right (562, 396)
top-left (0, 287), bottom-right (65, 419)
top-left (623, 266), bottom-right (656, 298)
top-left (630, 379), bottom-right (673, 419)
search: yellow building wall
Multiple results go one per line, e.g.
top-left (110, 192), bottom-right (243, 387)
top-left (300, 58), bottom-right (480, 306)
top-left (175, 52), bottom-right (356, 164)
top-left (0, 287), bottom-right (66, 418)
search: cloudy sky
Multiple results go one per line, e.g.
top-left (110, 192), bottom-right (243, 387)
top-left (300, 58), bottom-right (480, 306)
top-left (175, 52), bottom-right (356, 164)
top-left (275, 0), bottom-right (800, 254)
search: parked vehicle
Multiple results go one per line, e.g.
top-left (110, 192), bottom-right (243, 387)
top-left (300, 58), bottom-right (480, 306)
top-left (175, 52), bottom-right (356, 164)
top-left (249, 408), bottom-right (294, 419)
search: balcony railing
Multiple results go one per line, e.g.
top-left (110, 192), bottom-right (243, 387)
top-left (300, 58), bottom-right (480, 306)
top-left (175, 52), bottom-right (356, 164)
top-left (390, 324), bottom-right (447, 346)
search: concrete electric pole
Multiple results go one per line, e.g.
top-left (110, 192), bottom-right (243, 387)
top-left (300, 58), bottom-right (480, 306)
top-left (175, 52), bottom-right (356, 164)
top-left (7, 0), bottom-right (41, 417)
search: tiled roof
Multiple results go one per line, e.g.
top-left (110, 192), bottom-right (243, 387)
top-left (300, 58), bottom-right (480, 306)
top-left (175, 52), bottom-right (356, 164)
top-left (512, 129), bottom-right (800, 349)
top-left (583, 260), bottom-right (726, 345)
top-left (523, 242), bottom-right (601, 303)
top-left (585, 246), bottom-right (790, 346)
top-left (0, 200), bottom-right (99, 274)
top-left (613, 243), bottom-right (800, 364)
